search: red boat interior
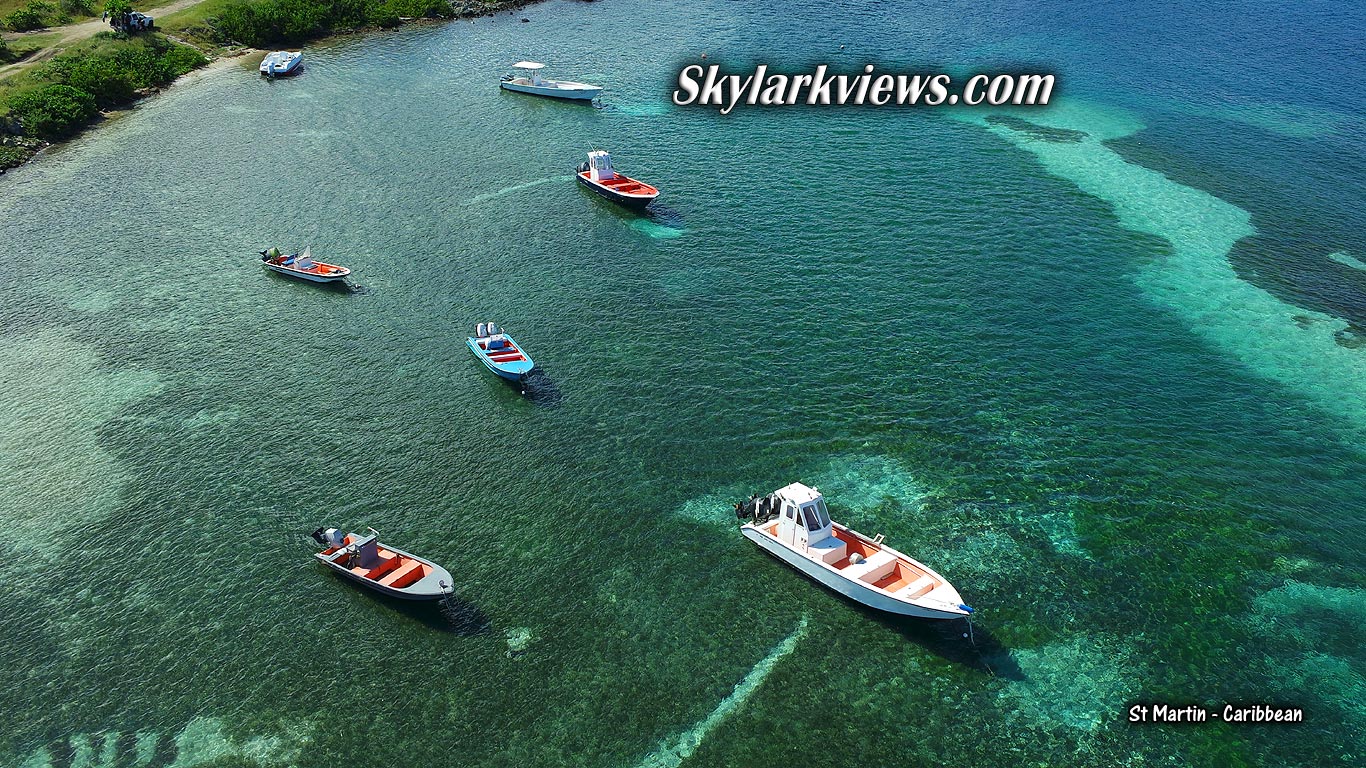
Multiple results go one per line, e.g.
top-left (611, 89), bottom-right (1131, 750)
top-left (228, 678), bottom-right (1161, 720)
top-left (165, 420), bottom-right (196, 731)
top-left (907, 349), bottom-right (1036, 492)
top-left (478, 339), bottom-right (526, 363)
top-left (321, 536), bottom-right (430, 589)
top-left (756, 522), bottom-right (938, 596)
top-left (579, 171), bottom-right (658, 196)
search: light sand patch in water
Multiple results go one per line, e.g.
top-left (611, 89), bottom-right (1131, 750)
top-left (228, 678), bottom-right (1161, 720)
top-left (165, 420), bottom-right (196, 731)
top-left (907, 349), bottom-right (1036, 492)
top-left (973, 100), bottom-right (1366, 439)
top-left (0, 330), bottom-right (161, 556)
top-left (633, 616), bottom-right (808, 768)
top-left (999, 633), bottom-right (1138, 732)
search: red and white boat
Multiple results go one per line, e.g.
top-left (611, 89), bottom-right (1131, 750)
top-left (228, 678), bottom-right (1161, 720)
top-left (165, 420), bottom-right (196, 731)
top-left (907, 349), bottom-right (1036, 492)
top-left (311, 527), bottom-right (454, 601)
top-left (738, 483), bottom-right (973, 619)
top-left (259, 246), bottom-right (351, 283)
top-left (576, 150), bottom-right (659, 210)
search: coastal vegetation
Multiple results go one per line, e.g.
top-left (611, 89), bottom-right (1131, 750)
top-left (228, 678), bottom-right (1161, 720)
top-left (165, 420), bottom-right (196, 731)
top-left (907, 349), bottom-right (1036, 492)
top-left (0, 0), bottom-right (534, 169)
top-left (2, 0), bottom-right (97, 31)
top-left (0, 31), bottom-right (205, 151)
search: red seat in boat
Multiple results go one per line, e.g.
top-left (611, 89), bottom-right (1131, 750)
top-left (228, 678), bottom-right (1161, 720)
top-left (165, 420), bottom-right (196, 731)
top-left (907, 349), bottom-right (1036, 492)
top-left (379, 559), bottom-right (424, 588)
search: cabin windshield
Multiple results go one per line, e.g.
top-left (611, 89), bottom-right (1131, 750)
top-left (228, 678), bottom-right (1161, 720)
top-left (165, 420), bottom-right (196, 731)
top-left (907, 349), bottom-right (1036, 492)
top-left (804, 500), bottom-right (831, 530)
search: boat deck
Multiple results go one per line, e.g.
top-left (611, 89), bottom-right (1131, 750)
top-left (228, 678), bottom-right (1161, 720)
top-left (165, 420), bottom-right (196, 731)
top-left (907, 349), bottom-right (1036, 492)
top-left (756, 522), bottom-right (940, 598)
top-left (579, 172), bottom-right (657, 196)
top-left (477, 339), bottom-right (527, 363)
top-left (321, 538), bottom-right (430, 589)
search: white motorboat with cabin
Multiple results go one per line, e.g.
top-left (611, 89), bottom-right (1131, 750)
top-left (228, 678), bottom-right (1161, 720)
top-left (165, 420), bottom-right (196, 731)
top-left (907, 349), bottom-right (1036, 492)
top-left (499, 61), bottom-right (602, 101)
top-left (260, 50), bottom-right (303, 77)
top-left (737, 483), bottom-right (973, 619)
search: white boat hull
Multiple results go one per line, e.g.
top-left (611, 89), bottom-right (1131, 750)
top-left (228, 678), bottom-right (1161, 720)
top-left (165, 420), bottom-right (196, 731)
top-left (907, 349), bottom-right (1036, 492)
top-left (741, 524), bottom-right (969, 619)
top-left (500, 80), bottom-right (601, 101)
top-left (264, 263), bottom-right (348, 283)
top-left (260, 52), bottom-right (302, 76)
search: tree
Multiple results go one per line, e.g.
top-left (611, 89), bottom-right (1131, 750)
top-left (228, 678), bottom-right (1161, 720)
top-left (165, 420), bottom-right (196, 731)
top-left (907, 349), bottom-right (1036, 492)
top-left (104, 0), bottom-right (131, 20)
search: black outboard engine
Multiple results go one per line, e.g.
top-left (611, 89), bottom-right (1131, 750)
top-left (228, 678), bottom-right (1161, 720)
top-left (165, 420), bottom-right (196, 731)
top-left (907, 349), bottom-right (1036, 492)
top-left (736, 493), bottom-right (773, 524)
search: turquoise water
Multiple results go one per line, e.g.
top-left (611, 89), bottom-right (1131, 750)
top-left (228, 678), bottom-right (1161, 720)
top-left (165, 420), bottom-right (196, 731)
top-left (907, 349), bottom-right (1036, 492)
top-left (2, 0), bottom-right (1364, 765)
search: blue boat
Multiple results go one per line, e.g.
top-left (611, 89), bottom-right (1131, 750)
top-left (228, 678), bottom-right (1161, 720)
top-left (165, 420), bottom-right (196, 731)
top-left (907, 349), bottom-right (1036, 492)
top-left (466, 322), bottom-right (535, 381)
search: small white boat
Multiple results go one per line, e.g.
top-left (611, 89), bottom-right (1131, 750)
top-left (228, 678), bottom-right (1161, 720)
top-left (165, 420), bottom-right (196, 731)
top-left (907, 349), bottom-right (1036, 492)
top-left (311, 527), bottom-right (454, 601)
top-left (499, 61), bottom-right (601, 101)
top-left (738, 483), bottom-right (973, 619)
top-left (259, 246), bottom-right (350, 283)
top-left (260, 51), bottom-right (303, 77)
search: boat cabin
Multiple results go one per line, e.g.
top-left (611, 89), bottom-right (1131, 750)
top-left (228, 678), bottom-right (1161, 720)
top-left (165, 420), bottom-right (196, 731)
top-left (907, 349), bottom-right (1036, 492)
top-left (584, 150), bottom-right (618, 183)
top-left (772, 482), bottom-right (835, 549)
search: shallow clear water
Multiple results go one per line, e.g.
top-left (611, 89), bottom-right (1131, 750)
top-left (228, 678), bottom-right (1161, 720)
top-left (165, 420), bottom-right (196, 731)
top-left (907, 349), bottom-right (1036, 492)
top-left (1, 0), bottom-right (1364, 765)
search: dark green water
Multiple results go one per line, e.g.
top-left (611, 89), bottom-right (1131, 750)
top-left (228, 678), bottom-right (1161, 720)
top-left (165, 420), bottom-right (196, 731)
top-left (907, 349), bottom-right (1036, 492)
top-left (2, 1), bottom-right (1363, 766)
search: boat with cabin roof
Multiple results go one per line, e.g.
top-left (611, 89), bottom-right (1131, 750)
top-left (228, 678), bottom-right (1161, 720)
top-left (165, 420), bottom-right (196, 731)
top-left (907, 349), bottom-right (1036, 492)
top-left (259, 246), bottom-right (351, 283)
top-left (499, 61), bottom-right (602, 101)
top-left (575, 150), bottom-right (659, 210)
top-left (310, 527), bottom-right (454, 600)
top-left (466, 322), bottom-right (535, 382)
top-left (737, 482), bottom-right (973, 619)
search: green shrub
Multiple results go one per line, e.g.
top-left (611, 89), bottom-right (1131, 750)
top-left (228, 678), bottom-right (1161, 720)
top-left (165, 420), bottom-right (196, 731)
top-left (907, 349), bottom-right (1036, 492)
top-left (210, 0), bottom-right (450, 47)
top-left (39, 35), bottom-right (207, 106)
top-left (6, 83), bottom-right (99, 139)
top-left (61, 0), bottom-right (96, 15)
top-left (5, 6), bottom-right (47, 31)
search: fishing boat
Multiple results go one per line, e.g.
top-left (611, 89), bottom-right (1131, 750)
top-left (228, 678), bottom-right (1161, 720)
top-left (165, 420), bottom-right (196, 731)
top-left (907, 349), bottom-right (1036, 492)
top-left (499, 61), bottom-right (602, 101)
top-left (259, 246), bottom-right (351, 283)
top-left (466, 322), bottom-right (535, 382)
top-left (311, 527), bottom-right (454, 601)
top-left (575, 150), bottom-right (659, 210)
top-left (737, 483), bottom-right (973, 619)
top-left (260, 51), bottom-right (303, 77)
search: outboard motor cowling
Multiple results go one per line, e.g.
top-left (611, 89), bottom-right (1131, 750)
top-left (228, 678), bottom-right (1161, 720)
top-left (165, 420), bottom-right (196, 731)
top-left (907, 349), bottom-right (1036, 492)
top-left (477, 322), bottom-right (487, 337)
top-left (488, 322), bottom-right (500, 335)
top-left (323, 528), bottom-right (346, 548)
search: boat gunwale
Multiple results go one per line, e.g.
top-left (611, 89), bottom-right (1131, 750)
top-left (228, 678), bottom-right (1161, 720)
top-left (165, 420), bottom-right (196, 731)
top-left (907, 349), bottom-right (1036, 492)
top-left (741, 519), bottom-right (966, 613)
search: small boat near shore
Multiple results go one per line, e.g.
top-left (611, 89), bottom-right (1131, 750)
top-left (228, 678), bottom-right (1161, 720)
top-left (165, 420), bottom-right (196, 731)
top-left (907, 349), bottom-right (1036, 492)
top-left (259, 246), bottom-right (351, 283)
top-left (737, 482), bottom-right (973, 619)
top-left (576, 150), bottom-right (658, 210)
top-left (311, 527), bottom-right (454, 600)
top-left (260, 51), bottom-right (303, 77)
top-left (467, 322), bottom-right (535, 382)
top-left (500, 61), bottom-right (602, 101)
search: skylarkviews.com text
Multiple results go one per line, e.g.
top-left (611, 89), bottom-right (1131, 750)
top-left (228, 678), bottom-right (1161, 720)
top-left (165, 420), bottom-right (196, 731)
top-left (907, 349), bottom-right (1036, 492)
top-left (672, 65), bottom-right (1056, 113)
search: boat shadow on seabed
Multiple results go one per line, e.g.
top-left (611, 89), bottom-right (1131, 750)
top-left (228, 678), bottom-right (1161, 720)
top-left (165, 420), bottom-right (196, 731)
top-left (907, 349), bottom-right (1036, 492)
top-left (517, 368), bottom-right (563, 406)
top-left (371, 585), bottom-right (495, 637)
top-left (853, 602), bottom-right (1024, 680)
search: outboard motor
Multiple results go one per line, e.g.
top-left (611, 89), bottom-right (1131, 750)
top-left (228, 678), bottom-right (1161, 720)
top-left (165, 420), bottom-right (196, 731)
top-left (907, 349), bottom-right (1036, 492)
top-left (488, 322), bottom-right (500, 335)
top-left (310, 527), bottom-right (346, 548)
top-left (477, 322), bottom-right (487, 337)
top-left (311, 527), bottom-right (343, 546)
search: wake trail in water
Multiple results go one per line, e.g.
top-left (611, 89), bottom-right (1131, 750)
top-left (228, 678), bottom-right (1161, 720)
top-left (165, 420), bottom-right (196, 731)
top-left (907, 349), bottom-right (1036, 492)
top-left (462, 175), bottom-right (575, 206)
top-left (632, 616), bottom-right (809, 768)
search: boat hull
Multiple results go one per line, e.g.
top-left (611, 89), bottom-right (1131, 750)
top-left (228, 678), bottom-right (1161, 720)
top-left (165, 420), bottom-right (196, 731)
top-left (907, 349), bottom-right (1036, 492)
top-left (260, 55), bottom-right (302, 76)
top-left (741, 525), bottom-right (968, 619)
top-left (576, 174), bottom-right (657, 210)
top-left (263, 263), bottom-right (349, 283)
top-left (466, 336), bottom-right (534, 381)
top-left (314, 544), bottom-right (454, 601)
top-left (500, 81), bottom-right (601, 100)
